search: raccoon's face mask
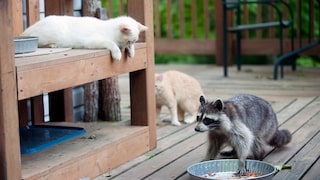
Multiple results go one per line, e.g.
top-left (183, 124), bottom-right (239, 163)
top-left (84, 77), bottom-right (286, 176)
top-left (195, 96), bottom-right (223, 132)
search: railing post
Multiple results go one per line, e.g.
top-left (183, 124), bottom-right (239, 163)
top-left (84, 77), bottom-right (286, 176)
top-left (215, 0), bottom-right (233, 72)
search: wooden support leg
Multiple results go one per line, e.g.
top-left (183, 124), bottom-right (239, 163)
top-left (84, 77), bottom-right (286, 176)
top-left (0, 0), bottom-right (21, 178)
top-left (63, 88), bottom-right (74, 122)
top-left (31, 95), bottom-right (44, 125)
top-left (128, 0), bottom-right (157, 149)
top-left (18, 100), bottom-right (29, 127)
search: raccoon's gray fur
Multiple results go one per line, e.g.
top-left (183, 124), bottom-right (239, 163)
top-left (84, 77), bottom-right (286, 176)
top-left (195, 94), bottom-right (291, 175)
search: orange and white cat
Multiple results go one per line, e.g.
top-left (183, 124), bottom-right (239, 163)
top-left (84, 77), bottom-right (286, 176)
top-left (155, 71), bottom-right (204, 126)
top-left (21, 15), bottom-right (147, 60)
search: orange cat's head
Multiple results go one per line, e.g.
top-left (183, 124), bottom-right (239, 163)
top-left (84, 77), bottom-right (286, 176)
top-left (154, 73), bottom-right (165, 96)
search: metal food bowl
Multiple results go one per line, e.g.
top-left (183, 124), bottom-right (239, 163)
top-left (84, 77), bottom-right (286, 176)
top-left (187, 159), bottom-right (276, 180)
top-left (14, 36), bottom-right (38, 54)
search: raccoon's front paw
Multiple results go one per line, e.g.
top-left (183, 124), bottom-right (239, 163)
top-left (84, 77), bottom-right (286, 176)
top-left (236, 159), bottom-right (247, 176)
top-left (111, 49), bottom-right (122, 61)
top-left (235, 168), bottom-right (247, 176)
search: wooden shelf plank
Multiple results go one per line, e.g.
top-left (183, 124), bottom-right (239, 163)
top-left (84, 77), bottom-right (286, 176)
top-left (16, 43), bottom-right (147, 100)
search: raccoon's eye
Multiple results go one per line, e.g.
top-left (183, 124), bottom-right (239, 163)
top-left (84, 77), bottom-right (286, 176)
top-left (203, 117), bottom-right (214, 125)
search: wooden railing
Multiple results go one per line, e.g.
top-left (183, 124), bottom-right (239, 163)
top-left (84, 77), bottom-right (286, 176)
top-left (154, 0), bottom-right (216, 55)
top-left (105, 0), bottom-right (320, 65)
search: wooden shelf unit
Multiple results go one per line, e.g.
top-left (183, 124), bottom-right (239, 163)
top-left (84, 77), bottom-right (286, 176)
top-left (0, 0), bottom-right (156, 179)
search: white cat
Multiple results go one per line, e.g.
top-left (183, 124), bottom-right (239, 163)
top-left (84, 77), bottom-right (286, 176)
top-left (155, 71), bottom-right (204, 126)
top-left (21, 15), bottom-right (148, 60)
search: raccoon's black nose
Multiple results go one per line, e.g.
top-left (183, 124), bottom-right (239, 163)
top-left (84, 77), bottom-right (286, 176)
top-left (195, 126), bottom-right (201, 132)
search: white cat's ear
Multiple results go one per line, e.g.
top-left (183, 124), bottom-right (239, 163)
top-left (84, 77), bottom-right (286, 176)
top-left (138, 23), bottom-right (148, 32)
top-left (121, 25), bottom-right (132, 34)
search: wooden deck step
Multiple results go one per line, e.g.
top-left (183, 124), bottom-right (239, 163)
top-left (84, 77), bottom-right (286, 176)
top-left (21, 123), bottom-right (150, 180)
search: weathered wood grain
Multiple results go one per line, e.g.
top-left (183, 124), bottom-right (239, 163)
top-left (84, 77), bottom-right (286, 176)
top-left (0, 0), bottom-right (21, 179)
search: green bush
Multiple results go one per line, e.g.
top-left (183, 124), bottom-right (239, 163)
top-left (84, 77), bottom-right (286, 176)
top-left (155, 54), bottom-right (215, 64)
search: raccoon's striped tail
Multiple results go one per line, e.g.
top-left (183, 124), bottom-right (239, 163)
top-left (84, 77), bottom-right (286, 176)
top-left (269, 129), bottom-right (292, 147)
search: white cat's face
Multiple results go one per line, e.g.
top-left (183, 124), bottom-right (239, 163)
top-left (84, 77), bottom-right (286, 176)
top-left (117, 17), bottom-right (148, 48)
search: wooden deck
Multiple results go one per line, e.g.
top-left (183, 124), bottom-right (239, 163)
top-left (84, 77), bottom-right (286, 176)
top-left (94, 64), bottom-right (320, 180)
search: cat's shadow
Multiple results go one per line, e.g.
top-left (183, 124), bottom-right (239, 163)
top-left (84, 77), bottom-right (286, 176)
top-left (156, 115), bottom-right (175, 127)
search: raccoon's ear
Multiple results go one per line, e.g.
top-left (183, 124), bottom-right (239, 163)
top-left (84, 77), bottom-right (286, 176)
top-left (214, 99), bottom-right (224, 111)
top-left (199, 95), bottom-right (206, 105)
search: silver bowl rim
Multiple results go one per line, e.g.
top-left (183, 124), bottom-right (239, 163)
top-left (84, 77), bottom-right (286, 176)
top-left (187, 159), bottom-right (277, 179)
top-left (14, 36), bottom-right (39, 41)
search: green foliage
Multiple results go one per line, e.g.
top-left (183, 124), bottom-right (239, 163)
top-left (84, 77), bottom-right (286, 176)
top-left (101, 0), bottom-right (127, 17)
top-left (155, 54), bottom-right (215, 64)
top-left (296, 56), bottom-right (320, 67)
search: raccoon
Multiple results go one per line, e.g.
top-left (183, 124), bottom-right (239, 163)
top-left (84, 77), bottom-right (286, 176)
top-left (195, 94), bottom-right (292, 175)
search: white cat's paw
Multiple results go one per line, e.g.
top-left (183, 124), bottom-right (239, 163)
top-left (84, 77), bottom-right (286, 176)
top-left (111, 49), bottom-right (122, 61)
top-left (127, 48), bottom-right (135, 58)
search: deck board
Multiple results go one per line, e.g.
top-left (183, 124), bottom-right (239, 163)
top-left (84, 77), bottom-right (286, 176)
top-left (94, 65), bottom-right (320, 180)
top-left (110, 133), bottom-right (207, 180)
top-left (275, 130), bottom-right (320, 179)
top-left (302, 157), bottom-right (320, 179)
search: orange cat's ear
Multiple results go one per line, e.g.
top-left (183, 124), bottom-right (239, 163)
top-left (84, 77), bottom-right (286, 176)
top-left (156, 74), bottom-right (163, 81)
top-left (138, 23), bottom-right (148, 32)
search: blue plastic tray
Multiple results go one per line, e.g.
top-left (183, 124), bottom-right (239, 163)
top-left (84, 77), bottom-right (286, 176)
top-left (20, 125), bottom-right (86, 154)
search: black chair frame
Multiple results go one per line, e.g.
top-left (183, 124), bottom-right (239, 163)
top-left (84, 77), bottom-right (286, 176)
top-left (222, 0), bottom-right (294, 78)
top-left (273, 0), bottom-right (320, 79)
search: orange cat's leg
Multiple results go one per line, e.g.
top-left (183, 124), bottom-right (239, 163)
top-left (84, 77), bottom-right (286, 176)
top-left (156, 105), bottom-right (162, 120)
top-left (177, 106), bottom-right (185, 122)
top-left (184, 112), bottom-right (197, 124)
top-left (168, 102), bottom-right (181, 126)
top-left (182, 101), bottom-right (198, 124)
